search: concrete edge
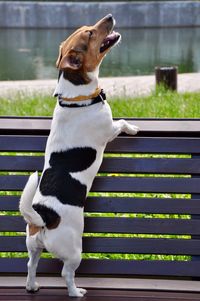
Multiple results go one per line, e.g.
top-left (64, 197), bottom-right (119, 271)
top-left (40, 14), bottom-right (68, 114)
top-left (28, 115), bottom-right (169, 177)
top-left (0, 1), bottom-right (200, 28)
top-left (0, 73), bottom-right (200, 98)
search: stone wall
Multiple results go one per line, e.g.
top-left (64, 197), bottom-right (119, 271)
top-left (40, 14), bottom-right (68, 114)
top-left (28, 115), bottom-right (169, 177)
top-left (0, 1), bottom-right (200, 28)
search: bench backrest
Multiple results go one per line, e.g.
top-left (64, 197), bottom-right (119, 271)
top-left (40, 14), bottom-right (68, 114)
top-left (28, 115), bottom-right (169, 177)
top-left (0, 117), bottom-right (200, 278)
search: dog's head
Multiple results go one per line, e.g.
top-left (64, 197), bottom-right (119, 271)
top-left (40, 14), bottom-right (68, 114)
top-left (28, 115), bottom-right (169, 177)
top-left (56, 14), bottom-right (121, 76)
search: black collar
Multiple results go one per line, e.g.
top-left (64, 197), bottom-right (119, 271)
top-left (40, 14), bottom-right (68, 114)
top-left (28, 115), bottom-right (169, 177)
top-left (59, 90), bottom-right (106, 108)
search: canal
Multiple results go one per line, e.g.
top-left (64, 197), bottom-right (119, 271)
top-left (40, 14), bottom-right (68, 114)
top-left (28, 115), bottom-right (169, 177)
top-left (0, 27), bottom-right (199, 80)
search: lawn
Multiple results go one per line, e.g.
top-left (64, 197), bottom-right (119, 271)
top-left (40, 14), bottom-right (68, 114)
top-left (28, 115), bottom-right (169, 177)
top-left (0, 87), bottom-right (200, 118)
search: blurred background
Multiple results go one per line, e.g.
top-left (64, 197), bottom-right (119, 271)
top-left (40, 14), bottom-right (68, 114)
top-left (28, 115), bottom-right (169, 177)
top-left (0, 0), bottom-right (200, 80)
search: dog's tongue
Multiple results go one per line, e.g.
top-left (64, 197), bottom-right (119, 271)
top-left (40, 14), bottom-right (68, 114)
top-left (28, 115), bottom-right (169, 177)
top-left (104, 31), bottom-right (117, 43)
top-left (100, 31), bottom-right (120, 53)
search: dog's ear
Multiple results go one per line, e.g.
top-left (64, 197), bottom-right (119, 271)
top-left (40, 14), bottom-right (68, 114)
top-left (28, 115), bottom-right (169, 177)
top-left (56, 44), bottom-right (63, 68)
top-left (59, 50), bottom-right (84, 71)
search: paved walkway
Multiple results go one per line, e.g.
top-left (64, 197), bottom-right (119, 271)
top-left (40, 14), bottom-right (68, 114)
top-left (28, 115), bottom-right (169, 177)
top-left (0, 73), bottom-right (200, 98)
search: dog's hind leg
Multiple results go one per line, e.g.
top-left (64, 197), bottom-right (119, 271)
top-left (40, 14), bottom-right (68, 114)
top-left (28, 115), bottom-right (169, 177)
top-left (26, 231), bottom-right (43, 293)
top-left (26, 247), bottom-right (42, 293)
top-left (62, 259), bottom-right (87, 297)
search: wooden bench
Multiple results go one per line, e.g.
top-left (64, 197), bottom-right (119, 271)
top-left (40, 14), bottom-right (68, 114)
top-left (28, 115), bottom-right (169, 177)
top-left (0, 117), bottom-right (200, 301)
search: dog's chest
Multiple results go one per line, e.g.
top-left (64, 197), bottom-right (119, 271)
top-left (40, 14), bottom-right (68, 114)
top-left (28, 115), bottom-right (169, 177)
top-left (39, 102), bottom-right (113, 207)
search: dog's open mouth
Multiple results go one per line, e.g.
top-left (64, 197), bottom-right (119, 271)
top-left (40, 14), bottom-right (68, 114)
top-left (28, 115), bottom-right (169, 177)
top-left (100, 31), bottom-right (121, 53)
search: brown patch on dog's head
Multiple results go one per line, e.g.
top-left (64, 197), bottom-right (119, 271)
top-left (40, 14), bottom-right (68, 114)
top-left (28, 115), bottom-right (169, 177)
top-left (56, 14), bottom-right (121, 84)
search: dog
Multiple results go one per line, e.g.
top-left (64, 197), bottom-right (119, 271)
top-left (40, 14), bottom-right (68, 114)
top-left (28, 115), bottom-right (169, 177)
top-left (19, 14), bottom-right (139, 297)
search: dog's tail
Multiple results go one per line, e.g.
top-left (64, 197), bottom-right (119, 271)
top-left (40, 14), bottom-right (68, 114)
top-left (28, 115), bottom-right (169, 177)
top-left (19, 171), bottom-right (45, 227)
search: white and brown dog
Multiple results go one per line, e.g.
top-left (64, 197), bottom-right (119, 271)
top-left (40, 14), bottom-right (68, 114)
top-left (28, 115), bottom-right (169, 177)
top-left (19, 14), bottom-right (139, 297)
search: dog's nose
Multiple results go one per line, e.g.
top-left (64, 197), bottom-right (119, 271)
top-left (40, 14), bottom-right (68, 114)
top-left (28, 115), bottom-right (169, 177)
top-left (95, 14), bottom-right (114, 28)
top-left (106, 14), bottom-right (113, 21)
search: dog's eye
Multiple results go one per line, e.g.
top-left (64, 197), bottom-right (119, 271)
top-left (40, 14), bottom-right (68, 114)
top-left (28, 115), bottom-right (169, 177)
top-left (88, 31), bottom-right (93, 37)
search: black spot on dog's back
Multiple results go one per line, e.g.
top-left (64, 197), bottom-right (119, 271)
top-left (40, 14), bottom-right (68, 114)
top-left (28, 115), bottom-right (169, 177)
top-left (40, 169), bottom-right (87, 207)
top-left (49, 147), bottom-right (96, 172)
top-left (33, 204), bottom-right (61, 229)
top-left (40, 147), bottom-right (96, 207)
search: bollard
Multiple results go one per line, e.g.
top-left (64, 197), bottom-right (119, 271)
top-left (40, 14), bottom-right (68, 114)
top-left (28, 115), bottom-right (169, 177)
top-left (155, 66), bottom-right (178, 91)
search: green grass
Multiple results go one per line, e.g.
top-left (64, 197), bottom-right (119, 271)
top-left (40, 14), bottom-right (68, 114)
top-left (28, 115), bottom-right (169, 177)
top-left (0, 87), bottom-right (200, 118)
top-left (111, 89), bottom-right (200, 118)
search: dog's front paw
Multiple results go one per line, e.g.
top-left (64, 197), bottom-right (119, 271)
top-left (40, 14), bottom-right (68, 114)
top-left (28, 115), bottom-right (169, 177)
top-left (125, 124), bottom-right (140, 135)
top-left (69, 287), bottom-right (87, 297)
top-left (26, 281), bottom-right (40, 293)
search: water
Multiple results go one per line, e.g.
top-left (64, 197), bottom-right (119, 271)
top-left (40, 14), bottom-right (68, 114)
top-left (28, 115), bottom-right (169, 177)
top-left (0, 27), bottom-right (200, 80)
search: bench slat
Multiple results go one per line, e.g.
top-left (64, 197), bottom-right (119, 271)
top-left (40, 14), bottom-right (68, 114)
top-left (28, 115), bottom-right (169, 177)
top-left (0, 175), bottom-right (199, 193)
top-left (0, 156), bottom-right (44, 171)
top-left (84, 217), bottom-right (200, 235)
top-left (0, 196), bottom-right (19, 211)
top-left (0, 116), bottom-right (200, 135)
top-left (1, 117), bottom-right (200, 135)
top-left (85, 197), bottom-right (200, 215)
top-left (0, 236), bottom-right (200, 255)
top-left (83, 237), bottom-right (198, 255)
top-left (1, 136), bottom-right (200, 153)
top-left (1, 216), bottom-right (200, 235)
top-left (92, 177), bottom-right (200, 194)
top-left (0, 117), bottom-right (51, 134)
top-left (101, 158), bottom-right (200, 174)
top-left (107, 137), bottom-right (200, 154)
top-left (1, 156), bottom-right (200, 175)
top-left (1, 196), bottom-right (200, 215)
top-left (0, 136), bottom-right (47, 152)
top-left (79, 259), bottom-right (200, 277)
top-left (0, 258), bottom-right (200, 277)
